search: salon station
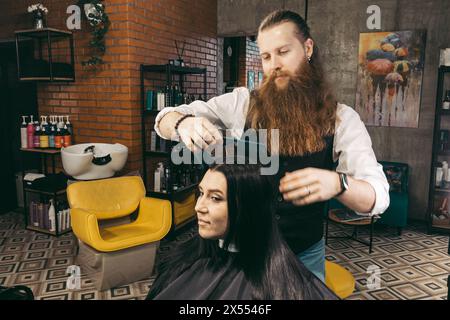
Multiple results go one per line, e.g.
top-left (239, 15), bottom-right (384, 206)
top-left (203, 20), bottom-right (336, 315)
top-left (0, 0), bottom-right (449, 301)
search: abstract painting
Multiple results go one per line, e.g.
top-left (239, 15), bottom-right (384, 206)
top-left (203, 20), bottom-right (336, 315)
top-left (355, 30), bottom-right (426, 128)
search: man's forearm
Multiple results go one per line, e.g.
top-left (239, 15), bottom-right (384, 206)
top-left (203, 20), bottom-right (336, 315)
top-left (336, 177), bottom-right (376, 214)
top-left (158, 111), bottom-right (184, 140)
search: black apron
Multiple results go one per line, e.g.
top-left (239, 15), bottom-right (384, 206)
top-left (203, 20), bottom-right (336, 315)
top-left (274, 135), bottom-right (335, 254)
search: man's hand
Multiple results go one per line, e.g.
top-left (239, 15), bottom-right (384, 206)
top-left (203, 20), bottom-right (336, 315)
top-left (279, 168), bottom-right (341, 206)
top-left (175, 116), bottom-right (223, 153)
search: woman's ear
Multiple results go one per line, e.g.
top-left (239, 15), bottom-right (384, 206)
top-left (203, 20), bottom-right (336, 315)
top-left (304, 38), bottom-right (314, 59)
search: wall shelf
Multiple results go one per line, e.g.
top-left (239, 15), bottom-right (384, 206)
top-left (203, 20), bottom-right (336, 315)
top-left (15, 28), bottom-right (75, 82)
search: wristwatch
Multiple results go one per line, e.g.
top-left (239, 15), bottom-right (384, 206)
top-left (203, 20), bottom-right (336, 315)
top-left (335, 172), bottom-right (349, 197)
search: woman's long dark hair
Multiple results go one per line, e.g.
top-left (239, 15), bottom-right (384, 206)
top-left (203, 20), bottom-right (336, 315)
top-left (147, 164), bottom-right (329, 300)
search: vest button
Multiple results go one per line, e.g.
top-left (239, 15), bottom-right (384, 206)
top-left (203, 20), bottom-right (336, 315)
top-left (275, 214), bottom-right (281, 220)
top-left (277, 195), bottom-right (283, 202)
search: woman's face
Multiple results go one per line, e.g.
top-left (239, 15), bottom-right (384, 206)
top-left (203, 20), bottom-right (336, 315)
top-left (195, 169), bottom-right (229, 239)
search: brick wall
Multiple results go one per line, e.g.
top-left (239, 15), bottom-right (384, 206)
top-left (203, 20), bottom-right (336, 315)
top-left (0, 0), bottom-right (218, 174)
top-left (238, 36), bottom-right (263, 90)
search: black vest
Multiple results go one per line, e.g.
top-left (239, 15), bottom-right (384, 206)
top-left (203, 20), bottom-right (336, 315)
top-left (273, 135), bottom-right (335, 253)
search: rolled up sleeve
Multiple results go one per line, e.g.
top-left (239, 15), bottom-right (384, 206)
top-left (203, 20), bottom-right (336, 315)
top-left (154, 87), bottom-right (249, 140)
top-left (333, 104), bottom-right (390, 216)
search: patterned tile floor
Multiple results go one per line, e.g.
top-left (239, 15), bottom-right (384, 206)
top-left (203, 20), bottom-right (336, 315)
top-left (1, 211), bottom-right (449, 300)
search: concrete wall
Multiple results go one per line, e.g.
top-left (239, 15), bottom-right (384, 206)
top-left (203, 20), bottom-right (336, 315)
top-left (217, 0), bottom-right (450, 220)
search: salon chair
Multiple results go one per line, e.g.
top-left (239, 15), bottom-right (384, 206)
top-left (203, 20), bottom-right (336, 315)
top-left (67, 176), bottom-right (172, 290)
top-left (325, 260), bottom-right (355, 299)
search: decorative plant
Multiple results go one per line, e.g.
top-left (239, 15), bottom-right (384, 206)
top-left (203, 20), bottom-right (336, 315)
top-left (77, 0), bottom-right (110, 67)
top-left (27, 3), bottom-right (48, 29)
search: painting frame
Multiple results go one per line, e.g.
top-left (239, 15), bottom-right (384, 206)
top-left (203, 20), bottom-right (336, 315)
top-left (355, 30), bottom-right (427, 128)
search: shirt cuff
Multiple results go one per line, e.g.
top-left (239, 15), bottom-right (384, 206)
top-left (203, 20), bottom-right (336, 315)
top-left (354, 177), bottom-right (390, 217)
top-left (154, 106), bottom-right (194, 141)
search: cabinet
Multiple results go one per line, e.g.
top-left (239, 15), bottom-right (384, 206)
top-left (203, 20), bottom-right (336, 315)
top-left (15, 28), bottom-right (75, 82)
top-left (20, 148), bottom-right (71, 236)
top-left (140, 64), bottom-right (208, 232)
top-left (428, 66), bottom-right (450, 233)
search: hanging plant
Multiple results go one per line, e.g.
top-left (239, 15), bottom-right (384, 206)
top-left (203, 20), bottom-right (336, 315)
top-left (77, 0), bottom-right (110, 67)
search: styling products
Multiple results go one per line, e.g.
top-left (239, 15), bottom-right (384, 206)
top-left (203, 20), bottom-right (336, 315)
top-left (48, 199), bottom-right (56, 232)
top-left (154, 162), bottom-right (164, 192)
top-left (20, 116), bottom-right (28, 149)
top-left (33, 123), bottom-right (41, 148)
top-left (49, 121), bottom-right (55, 148)
top-left (27, 115), bottom-right (34, 148)
top-left (443, 90), bottom-right (450, 110)
top-left (55, 126), bottom-right (63, 148)
top-left (63, 123), bottom-right (71, 147)
top-left (443, 161), bottom-right (448, 183)
top-left (39, 116), bottom-right (49, 148)
top-left (65, 116), bottom-right (73, 135)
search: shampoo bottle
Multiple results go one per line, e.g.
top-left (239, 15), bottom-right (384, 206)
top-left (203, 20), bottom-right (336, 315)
top-left (20, 116), bottom-right (28, 149)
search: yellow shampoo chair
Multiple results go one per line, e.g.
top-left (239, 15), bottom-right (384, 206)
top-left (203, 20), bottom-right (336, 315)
top-left (67, 176), bottom-right (172, 291)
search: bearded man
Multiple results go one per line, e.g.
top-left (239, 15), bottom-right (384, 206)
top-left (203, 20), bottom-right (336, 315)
top-left (154, 10), bottom-right (389, 282)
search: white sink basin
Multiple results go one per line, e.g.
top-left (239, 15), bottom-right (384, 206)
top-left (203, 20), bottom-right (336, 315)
top-left (61, 143), bottom-right (128, 180)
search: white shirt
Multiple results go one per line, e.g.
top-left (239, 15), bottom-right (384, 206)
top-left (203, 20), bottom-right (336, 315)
top-left (155, 87), bottom-right (390, 216)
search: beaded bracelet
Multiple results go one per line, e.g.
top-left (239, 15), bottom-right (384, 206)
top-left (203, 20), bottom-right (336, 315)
top-left (174, 114), bottom-right (195, 137)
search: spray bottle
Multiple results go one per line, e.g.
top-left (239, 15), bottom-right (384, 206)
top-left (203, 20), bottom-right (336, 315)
top-left (20, 116), bottom-right (28, 149)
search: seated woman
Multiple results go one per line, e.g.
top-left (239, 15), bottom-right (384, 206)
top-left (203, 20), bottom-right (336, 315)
top-left (147, 163), bottom-right (338, 300)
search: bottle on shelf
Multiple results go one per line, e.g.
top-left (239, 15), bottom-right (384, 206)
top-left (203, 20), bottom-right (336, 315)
top-left (164, 166), bottom-right (171, 192)
top-left (65, 115), bottom-right (73, 135)
top-left (39, 116), bottom-right (49, 148)
top-left (27, 115), bottom-right (34, 148)
top-left (48, 199), bottom-right (56, 232)
top-left (443, 90), bottom-right (450, 110)
top-left (63, 123), bottom-right (72, 147)
top-left (33, 123), bottom-right (41, 148)
top-left (55, 126), bottom-right (63, 148)
top-left (20, 116), bottom-right (28, 149)
top-left (154, 162), bottom-right (164, 192)
top-left (57, 115), bottom-right (65, 129)
top-left (49, 120), bottom-right (56, 148)
top-left (165, 85), bottom-right (173, 107)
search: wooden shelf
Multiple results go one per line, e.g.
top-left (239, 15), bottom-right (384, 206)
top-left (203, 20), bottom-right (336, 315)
top-left (20, 148), bottom-right (61, 154)
top-left (19, 77), bottom-right (75, 82)
top-left (435, 187), bottom-right (450, 193)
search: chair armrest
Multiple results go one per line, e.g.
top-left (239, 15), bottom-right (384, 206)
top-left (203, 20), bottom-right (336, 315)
top-left (136, 197), bottom-right (172, 239)
top-left (70, 208), bottom-right (102, 246)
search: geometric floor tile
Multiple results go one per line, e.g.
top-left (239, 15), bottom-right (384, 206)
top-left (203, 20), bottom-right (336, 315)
top-left (389, 283), bottom-right (429, 299)
top-left (17, 259), bottom-right (47, 272)
top-left (414, 263), bottom-right (448, 277)
top-left (392, 266), bottom-right (428, 280)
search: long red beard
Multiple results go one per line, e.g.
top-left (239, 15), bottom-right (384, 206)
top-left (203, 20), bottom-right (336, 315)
top-left (247, 61), bottom-right (336, 156)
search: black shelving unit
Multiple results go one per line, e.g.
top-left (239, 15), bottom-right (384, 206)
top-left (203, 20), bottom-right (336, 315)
top-left (20, 148), bottom-right (71, 237)
top-left (140, 63), bottom-right (207, 232)
top-left (15, 28), bottom-right (75, 82)
top-left (428, 66), bottom-right (450, 234)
